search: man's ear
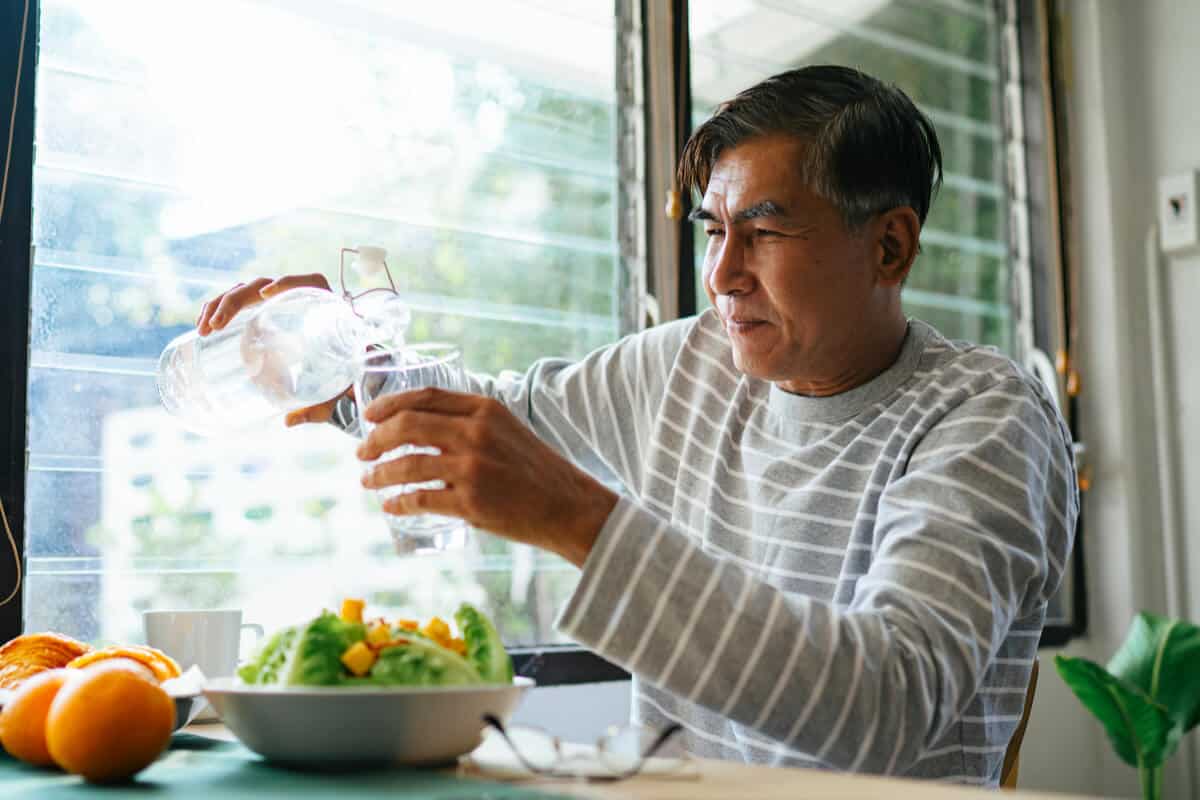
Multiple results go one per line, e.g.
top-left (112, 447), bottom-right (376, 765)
top-left (874, 207), bottom-right (921, 285)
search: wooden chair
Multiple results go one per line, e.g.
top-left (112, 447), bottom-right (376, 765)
top-left (999, 660), bottom-right (1040, 789)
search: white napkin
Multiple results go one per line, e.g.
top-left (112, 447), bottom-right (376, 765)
top-left (162, 665), bottom-right (207, 698)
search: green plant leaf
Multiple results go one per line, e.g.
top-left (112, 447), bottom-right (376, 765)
top-left (1108, 612), bottom-right (1200, 736)
top-left (1055, 654), bottom-right (1174, 768)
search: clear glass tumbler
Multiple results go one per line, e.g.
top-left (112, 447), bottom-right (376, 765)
top-left (354, 343), bottom-right (469, 555)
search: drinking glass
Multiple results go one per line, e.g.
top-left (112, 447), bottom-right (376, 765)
top-left (354, 343), bottom-right (469, 554)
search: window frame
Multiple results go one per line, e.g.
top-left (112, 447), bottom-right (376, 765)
top-left (0, 0), bottom-right (35, 648)
top-left (1006, 0), bottom-right (1086, 646)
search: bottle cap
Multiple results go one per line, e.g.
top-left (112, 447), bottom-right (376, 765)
top-left (355, 246), bottom-right (388, 275)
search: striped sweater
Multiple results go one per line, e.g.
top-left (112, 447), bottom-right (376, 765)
top-left (469, 309), bottom-right (1077, 784)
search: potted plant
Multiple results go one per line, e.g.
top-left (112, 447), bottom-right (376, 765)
top-left (1056, 612), bottom-right (1200, 800)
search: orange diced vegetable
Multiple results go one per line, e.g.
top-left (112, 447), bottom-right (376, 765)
top-left (377, 638), bottom-right (410, 651)
top-left (340, 641), bottom-right (377, 676)
top-left (422, 616), bottom-right (451, 645)
top-left (448, 637), bottom-right (468, 656)
top-left (340, 598), bottom-right (365, 624)
top-left (366, 623), bottom-right (391, 647)
top-left (396, 619), bottom-right (419, 632)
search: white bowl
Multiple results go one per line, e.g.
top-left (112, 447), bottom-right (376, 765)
top-left (172, 693), bottom-right (206, 731)
top-left (203, 677), bottom-right (534, 768)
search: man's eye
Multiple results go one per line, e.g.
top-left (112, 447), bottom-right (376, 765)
top-left (705, 228), bottom-right (724, 238)
top-left (754, 229), bottom-right (782, 238)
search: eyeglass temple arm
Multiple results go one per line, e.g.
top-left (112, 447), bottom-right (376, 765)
top-left (483, 713), bottom-right (561, 776)
top-left (641, 722), bottom-right (684, 759)
top-left (482, 714), bottom-right (685, 783)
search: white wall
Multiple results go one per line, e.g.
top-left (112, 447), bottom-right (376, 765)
top-left (1018, 2), bottom-right (1200, 797)
top-left (510, 681), bottom-right (631, 742)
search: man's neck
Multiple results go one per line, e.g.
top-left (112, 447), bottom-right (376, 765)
top-left (776, 315), bottom-right (910, 397)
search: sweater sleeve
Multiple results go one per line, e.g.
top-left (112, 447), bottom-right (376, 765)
top-left (555, 378), bottom-right (1078, 774)
top-left (458, 316), bottom-right (697, 496)
top-left (332, 318), bottom-right (697, 496)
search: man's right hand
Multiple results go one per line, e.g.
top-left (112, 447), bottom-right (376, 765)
top-left (195, 272), bottom-right (332, 336)
top-left (196, 273), bottom-right (344, 426)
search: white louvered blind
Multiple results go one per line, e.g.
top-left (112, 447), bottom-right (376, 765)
top-left (690, 0), bottom-right (1013, 353)
top-left (688, 0), bottom-right (1074, 627)
top-left (25, 0), bottom-right (624, 645)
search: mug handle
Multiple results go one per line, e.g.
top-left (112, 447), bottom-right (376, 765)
top-left (240, 623), bottom-right (265, 658)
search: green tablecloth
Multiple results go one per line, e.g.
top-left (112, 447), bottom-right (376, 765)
top-left (0, 734), bottom-right (568, 799)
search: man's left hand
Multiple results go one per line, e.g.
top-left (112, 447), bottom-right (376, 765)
top-left (356, 388), bottom-right (618, 567)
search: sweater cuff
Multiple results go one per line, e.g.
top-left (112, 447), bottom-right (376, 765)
top-left (555, 496), bottom-right (675, 653)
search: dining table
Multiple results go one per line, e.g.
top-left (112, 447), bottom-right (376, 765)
top-left (99, 721), bottom-right (1095, 800)
top-left (0, 717), bottom-right (1104, 799)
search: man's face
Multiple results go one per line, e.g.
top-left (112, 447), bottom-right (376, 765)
top-left (698, 134), bottom-right (889, 393)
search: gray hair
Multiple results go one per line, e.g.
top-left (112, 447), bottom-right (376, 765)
top-left (678, 65), bottom-right (943, 229)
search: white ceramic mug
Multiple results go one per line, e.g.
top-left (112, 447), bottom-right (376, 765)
top-left (143, 609), bottom-right (264, 679)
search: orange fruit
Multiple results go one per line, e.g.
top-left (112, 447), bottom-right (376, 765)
top-left (46, 662), bottom-right (175, 783)
top-left (77, 656), bottom-right (156, 683)
top-left (0, 668), bottom-right (76, 765)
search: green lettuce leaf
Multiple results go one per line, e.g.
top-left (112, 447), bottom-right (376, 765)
top-left (237, 625), bottom-right (299, 685)
top-left (283, 611), bottom-right (366, 686)
top-left (455, 603), bottom-right (513, 684)
top-left (355, 637), bottom-right (483, 686)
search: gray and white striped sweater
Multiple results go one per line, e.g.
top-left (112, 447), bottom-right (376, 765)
top-left (470, 310), bottom-right (1077, 785)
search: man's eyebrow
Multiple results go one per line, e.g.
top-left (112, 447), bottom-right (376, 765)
top-left (686, 201), bottom-right (788, 223)
top-left (734, 201), bottom-right (787, 221)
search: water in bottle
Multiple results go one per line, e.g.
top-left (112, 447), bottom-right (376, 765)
top-left (157, 287), bottom-right (409, 435)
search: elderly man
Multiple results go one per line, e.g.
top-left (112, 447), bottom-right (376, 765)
top-left (198, 65), bottom-right (1077, 785)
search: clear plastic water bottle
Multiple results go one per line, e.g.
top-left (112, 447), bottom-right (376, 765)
top-left (157, 251), bottom-right (410, 435)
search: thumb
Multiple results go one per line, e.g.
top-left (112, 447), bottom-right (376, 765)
top-left (285, 403), bottom-right (334, 427)
top-left (260, 280), bottom-right (287, 299)
top-left (261, 273), bottom-right (332, 298)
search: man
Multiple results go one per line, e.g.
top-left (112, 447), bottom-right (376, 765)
top-left (198, 65), bottom-right (1077, 785)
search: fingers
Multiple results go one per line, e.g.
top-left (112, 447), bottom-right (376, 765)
top-left (362, 454), bottom-right (459, 490)
top-left (363, 387), bottom-right (484, 425)
top-left (196, 298), bottom-right (216, 336)
top-left (284, 401), bottom-right (336, 427)
top-left (356, 409), bottom-right (465, 461)
top-left (198, 278), bottom-right (272, 335)
top-left (261, 272), bottom-right (332, 298)
top-left (196, 274), bottom-right (331, 337)
top-left (380, 486), bottom-right (461, 520)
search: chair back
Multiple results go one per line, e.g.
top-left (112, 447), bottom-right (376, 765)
top-left (999, 659), bottom-right (1040, 789)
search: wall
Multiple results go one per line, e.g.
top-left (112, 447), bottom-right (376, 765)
top-left (510, 681), bottom-right (631, 742)
top-left (1018, 1), bottom-right (1200, 797)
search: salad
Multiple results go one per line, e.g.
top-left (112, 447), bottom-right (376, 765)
top-left (238, 599), bottom-right (513, 687)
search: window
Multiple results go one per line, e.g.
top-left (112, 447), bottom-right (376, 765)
top-left (685, 0), bottom-right (1080, 637)
top-left (689, 0), bottom-right (1012, 351)
top-left (22, 0), bottom-right (629, 649)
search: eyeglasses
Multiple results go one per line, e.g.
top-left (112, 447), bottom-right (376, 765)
top-left (479, 714), bottom-right (695, 783)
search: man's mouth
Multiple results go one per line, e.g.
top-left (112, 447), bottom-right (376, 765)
top-left (726, 318), bottom-right (767, 334)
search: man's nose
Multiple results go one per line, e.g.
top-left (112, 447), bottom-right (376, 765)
top-left (707, 235), bottom-right (753, 297)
